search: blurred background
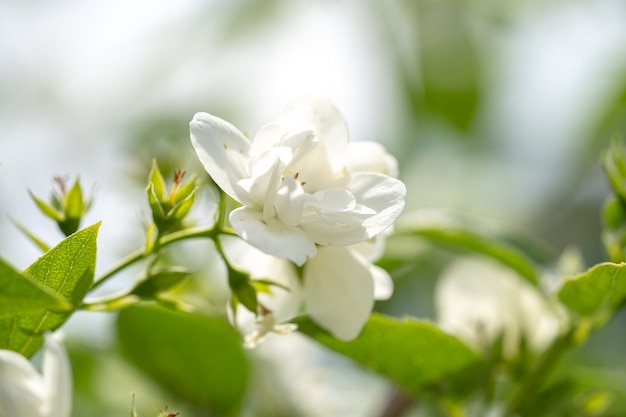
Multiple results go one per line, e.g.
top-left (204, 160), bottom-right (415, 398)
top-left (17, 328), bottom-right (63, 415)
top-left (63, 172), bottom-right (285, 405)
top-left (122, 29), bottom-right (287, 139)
top-left (2, 0), bottom-right (626, 416)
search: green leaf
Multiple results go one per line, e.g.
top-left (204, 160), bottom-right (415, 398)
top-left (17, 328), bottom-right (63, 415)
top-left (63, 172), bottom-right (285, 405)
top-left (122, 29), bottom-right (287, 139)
top-left (602, 138), bottom-right (626, 203)
top-left (146, 183), bottom-right (165, 219)
top-left (558, 262), bottom-right (626, 317)
top-left (296, 314), bottom-right (482, 394)
top-left (396, 211), bottom-right (550, 284)
top-left (522, 366), bottom-right (626, 417)
top-left (170, 189), bottom-right (197, 220)
top-left (603, 196), bottom-right (626, 230)
top-left (228, 266), bottom-right (257, 313)
top-left (64, 178), bottom-right (85, 219)
top-left (601, 196), bottom-right (626, 263)
top-left (173, 173), bottom-right (197, 204)
top-left (28, 190), bottom-right (63, 222)
top-left (148, 159), bottom-right (167, 201)
top-left (0, 222), bottom-right (100, 356)
top-left (0, 257), bottom-right (71, 316)
top-left (117, 305), bottom-right (249, 415)
top-left (132, 267), bottom-right (192, 298)
top-left (231, 280), bottom-right (257, 313)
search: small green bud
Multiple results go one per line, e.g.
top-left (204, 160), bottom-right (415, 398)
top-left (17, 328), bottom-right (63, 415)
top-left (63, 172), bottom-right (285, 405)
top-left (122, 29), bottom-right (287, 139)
top-left (146, 160), bottom-right (198, 235)
top-left (29, 176), bottom-right (92, 236)
top-left (158, 405), bottom-right (179, 417)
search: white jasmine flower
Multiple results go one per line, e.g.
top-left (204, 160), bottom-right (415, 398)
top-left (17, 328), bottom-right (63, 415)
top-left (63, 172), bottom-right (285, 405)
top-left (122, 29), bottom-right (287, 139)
top-left (0, 333), bottom-right (72, 417)
top-left (222, 127), bottom-right (400, 342)
top-left (435, 256), bottom-right (561, 358)
top-left (190, 96), bottom-right (406, 266)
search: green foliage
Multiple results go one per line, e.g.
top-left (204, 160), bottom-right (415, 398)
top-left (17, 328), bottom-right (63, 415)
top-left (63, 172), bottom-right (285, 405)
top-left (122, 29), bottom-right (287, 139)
top-left (131, 266), bottom-right (193, 299)
top-left (296, 314), bottom-right (483, 396)
top-left (228, 266), bottom-right (258, 313)
top-left (558, 262), bottom-right (626, 318)
top-left (396, 211), bottom-right (550, 284)
top-left (601, 139), bottom-right (626, 262)
top-left (521, 366), bottom-right (626, 417)
top-left (117, 305), bottom-right (249, 416)
top-left (0, 222), bottom-right (100, 357)
top-left (602, 139), bottom-right (626, 204)
top-left (0, 257), bottom-right (71, 316)
top-left (600, 138), bottom-right (626, 263)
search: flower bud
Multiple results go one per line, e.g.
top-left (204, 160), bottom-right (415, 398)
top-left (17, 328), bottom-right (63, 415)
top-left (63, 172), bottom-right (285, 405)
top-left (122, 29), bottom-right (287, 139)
top-left (29, 176), bottom-right (92, 236)
top-left (146, 160), bottom-right (198, 235)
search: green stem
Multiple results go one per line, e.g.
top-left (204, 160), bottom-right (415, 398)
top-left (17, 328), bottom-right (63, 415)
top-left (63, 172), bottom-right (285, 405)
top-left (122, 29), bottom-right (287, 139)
top-left (92, 224), bottom-right (232, 290)
top-left (505, 328), bottom-right (575, 416)
top-left (91, 248), bottom-right (147, 290)
top-left (82, 293), bottom-right (140, 311)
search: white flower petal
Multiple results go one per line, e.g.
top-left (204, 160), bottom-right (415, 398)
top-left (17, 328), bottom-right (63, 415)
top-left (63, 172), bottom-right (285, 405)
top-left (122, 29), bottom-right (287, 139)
top-left (237, 151), bottom-right (285, 216)
top-left (230, 207), bottom-right (317, 266)
top-left (310, 189), bottom-right (358, 213)
top-left (280, 129), bottom-right (318, 164)
top-left (298, 175), bottom-right (404, 248)
top-left (303, 247), bottom-right (374, 340)
top-left (371, 264), bottom-right (394, 300)
top-left (190, 112), bottom-right (252, 204)
top-left (250, 123), bottom-right (281, 159)
top-left (299, 219), bottom-right (369, 247)
top-left (0, 349), bottom-right (46, 417)
top-left (350, 235), bottom-right (386, 262)
top-left (42, 334), bottom-right (72, 417)
top-left (279, 97), bottom-right (348, 171)
top-left (346, 141), bottom-right (399, 177)
top-left (275, 177), bottom-right (308, 226)
top-left (346, 173), bottom-right (406, 238)
top-left (276, 97), bottom-right (349, 190)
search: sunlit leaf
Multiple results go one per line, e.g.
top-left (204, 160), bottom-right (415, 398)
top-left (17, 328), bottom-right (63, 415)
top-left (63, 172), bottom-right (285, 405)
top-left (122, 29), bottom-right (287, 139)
top-left (296, 314), bottom-right (482, 394)
top-left (0, 257), bottom-right (71, 316)
top-left (602, 138), bottom-right (626, 204)
top-left (173, 173), bottom-right (197, 204)
top-left (117, 305), bottom-right (249, 415)
top-left (0, 222), bottom-right (100, 357)
top-left (558, 262), bottom-right (626, 317)
top-left (148, 159), bottom-right (167, 201)
top-left (28, 190), bottom-right (62, 222)
top-left (395, 210), bottom-right (551, 284)
top-left (65, 178), bottom-right (85, 219)
top-left (131, 267), bottom-right (192, 298)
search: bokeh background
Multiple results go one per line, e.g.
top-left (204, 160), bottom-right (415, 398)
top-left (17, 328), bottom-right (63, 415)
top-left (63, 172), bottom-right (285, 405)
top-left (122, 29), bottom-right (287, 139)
top-left (2, 1), bottom-right (626, 416)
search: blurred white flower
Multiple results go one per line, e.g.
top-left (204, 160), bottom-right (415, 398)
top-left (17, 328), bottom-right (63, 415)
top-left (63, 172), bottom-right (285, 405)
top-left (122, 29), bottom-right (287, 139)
top-left (0, 333), bottom-right (72, 417)
top-left (190, 96), bottom-right (406, 266)
top-left (435, 256), bottom-right (561, 358)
